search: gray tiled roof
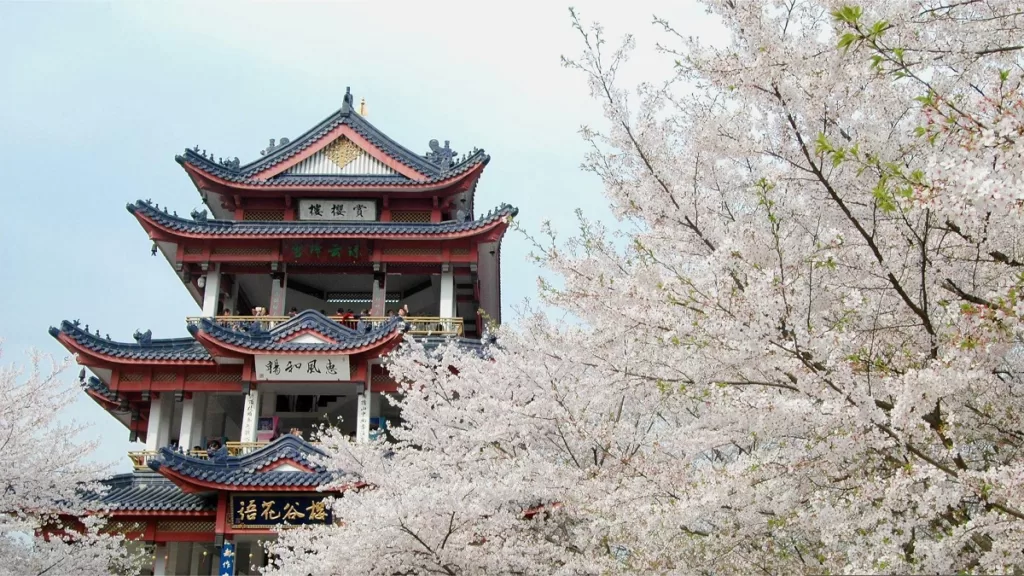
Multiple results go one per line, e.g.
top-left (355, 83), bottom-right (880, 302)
top-left (178, 104), bottom-right (489, 185)
top-left (90, 472), bottom-right (215, 512)
top-left (417, 336), bottom-right (491, 358)
top-left (49, 321), bottom-right (213, 362)
top-left (85, 376), bottom-right (118, 402)
top-left (128, 200), bottom-right (517, 239)
top-left (189, 310), bottom-right (406, 352)
top-left (150, 435), bottom-right (335, 489)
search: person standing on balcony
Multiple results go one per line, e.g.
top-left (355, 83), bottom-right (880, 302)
top-left (205, 439), bottom-right (221, 456)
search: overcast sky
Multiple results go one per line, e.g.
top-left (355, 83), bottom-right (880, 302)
top-left (0, 1), bottom-right (718, 470)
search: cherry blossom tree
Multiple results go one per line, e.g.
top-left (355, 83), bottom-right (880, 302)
top-left (269, 1), bottom-right (1024, 573)
top-left (0, 346), bottom-right (139, 576)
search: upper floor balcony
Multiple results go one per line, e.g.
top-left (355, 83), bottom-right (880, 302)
top-left (186, 314), bottom-right (464, 337)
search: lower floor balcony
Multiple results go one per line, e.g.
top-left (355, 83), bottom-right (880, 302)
top-left (129, 442), bottom-right (276, 470)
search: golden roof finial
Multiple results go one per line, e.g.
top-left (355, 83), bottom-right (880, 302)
top-left (358, 97), bottom-right (367, 116)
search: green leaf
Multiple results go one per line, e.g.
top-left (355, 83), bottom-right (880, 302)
top-left (832, 148), bottom-right (846, 167)
top-left (869, 20), bottom-right (889, 39)
top-left (837, 32), bottom-right (859, 52)
top-left (815, 133), bottom-right (833, 155)
top-left (872, 179), bottom-right (896, 213)
top-left (831, 5), bottom-right (863, 24)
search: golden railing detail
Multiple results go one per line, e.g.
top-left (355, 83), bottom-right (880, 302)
top-left (129, 441), bottom-right (325, 468)
top-left (225, 441), bottom-right (266, 456)
top-left (359, 316), bottom-right (463, 336)
top-left (128, 451), bottom-right (158, 470)
top-left (186, 316), bottom-right (289, 331)
top-left (186, 315), bottom-right (464, 336)
top-left (127, 445), bottom-right (260, 469)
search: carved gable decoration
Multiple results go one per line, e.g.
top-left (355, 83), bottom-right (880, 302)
top-left (283, 136), bottom-right (397, 176)
top-left (323, 138), bottom-right (361, 169)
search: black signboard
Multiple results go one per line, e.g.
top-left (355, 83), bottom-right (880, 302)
top-left (230, 495), bottom-right (333, 529)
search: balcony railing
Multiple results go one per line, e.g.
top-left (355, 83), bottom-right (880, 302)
top-left (186, 315), bottom-right (464, 336)
top-left (128, 442), bottom-right (312, 469)
top-left (129, 449), bottom-right (211, 470)
top-left (128, 451), bottom-right (157, 470)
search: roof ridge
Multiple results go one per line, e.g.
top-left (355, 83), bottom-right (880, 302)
top-left (343, 112), bottom-right (440, 175)
top-left (241, 109), bottom-right (347, 174)
top-left (151, 434), bottom-right (329, 473)
top-left (128, 200), bottom-right (518, 241)
top-left (52, 320), bottom-right (199, 348)
top-left (130, 198), bottom-right (516, 226)
top-left (190, 311), bottom-right (407, 352)
top-left (176, 98), bottom-right (489, 184)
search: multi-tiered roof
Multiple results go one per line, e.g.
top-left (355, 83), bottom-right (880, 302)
top-left (50, 90), bottom-right (512, 533)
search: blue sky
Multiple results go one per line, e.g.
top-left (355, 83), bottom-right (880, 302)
top-left (0, 1), bottom-right (712, 470)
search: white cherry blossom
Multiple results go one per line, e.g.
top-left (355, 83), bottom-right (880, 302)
top-left (0, 347), bottom-right (138, 576)
top-left (269, 1), bottom-right (1024, 573)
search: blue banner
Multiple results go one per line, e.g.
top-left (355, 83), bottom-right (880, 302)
top-left (218, 541), bottom-right (235, 576)
top-left (230, 494), bottom-right (333, 528)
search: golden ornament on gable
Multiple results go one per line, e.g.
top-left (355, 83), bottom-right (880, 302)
top-left (322, 138), bottom-right (362, 170)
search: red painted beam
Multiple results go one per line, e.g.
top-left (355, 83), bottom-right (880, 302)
top-left (153, 531), bottom-right (217, 543)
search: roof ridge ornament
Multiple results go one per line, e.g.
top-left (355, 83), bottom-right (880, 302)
top-left (341, 86), bottom-right (354, 114)
top-left (190, 208), bottom-right (209, 223)
top-left (426, 139), bottom-right (457, 174)
top-left (133, 329), bottom-right (153, 346)
top-left (260, 138), bottom-right (290, 157)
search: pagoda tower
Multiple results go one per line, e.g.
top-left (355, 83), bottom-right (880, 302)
top-left (50, 88), bottom-right (515, 575)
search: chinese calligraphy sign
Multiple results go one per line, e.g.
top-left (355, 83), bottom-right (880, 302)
top-left (255, 354), bottom-right (351, 381)
top-left (283, 240), bottom-right (367, 264)
top-left (231, 495), bottom-right (333, 528)
top-left (298, 199), bottom-right (376, 222)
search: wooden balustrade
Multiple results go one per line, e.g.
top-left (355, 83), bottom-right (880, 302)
top-left (225, 441), bottom-right (265, 456)
top-left (129, 441), bottom-right (324, 469)
top-left (128, 451), bottom-right (159, 470)
top-left (358, 316), bottom-right (463, 336)
top-left (186, 315), bottom-right (463, 336)
top-left (127, 444), bottom-right (262, 469)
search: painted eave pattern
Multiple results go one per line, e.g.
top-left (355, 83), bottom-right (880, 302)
top-left (127, 199), bottom-right (518, 239)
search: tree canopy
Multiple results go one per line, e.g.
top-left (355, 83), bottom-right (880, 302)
top-left (269, 1), bottom-right (1024, 573)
